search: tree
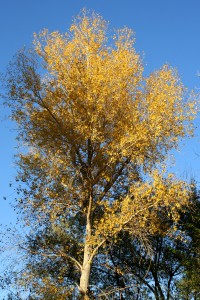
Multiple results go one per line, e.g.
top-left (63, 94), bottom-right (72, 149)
top-left (176, 187), bottom-right (200, 300)
top-left (3, 10), bottom-right (195, 299)
top-left (85, 186), bottom-right (200, 300)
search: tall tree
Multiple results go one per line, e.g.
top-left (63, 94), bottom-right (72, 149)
top-left (3, 10), bottom-right (195, 299)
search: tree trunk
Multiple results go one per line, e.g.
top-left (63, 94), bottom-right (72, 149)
top-left (166, 275), bottom-right (173, 300)
top-left (79, 238), bottom-right (92, 296)
top-left (80, 140), bottom-right (94, 298)
top-left (154, 277), bottom-right (165, 300)
top-left (79, 190), bottom-right (93, 298)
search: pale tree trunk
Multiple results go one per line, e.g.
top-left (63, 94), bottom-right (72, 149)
top-left (79, 222), bottom-right (92, 297)
top-left (79, 190), bottom-right (93, 298)
top-left (79, 139), bottom-right (94, 298)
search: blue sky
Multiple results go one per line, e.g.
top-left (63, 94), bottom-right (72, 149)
top-left (0, 0), bottom-right (200, 227)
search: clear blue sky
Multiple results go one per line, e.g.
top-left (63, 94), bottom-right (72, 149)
top-left (0, 0), bottom-right (200, 227)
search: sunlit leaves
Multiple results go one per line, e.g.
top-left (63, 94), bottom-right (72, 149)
top-left (3, 9), bottom-right (196, 298)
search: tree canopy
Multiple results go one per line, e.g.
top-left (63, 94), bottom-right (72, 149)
top-left (2, 10), bottom-right (196, 299)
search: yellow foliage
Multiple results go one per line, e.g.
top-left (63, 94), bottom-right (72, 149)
top-left (5, 10), bottom-right (197, 297)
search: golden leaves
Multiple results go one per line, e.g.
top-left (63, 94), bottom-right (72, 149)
top-left (93, 171), bottom-right (190, 246)
top-left (6, 10), bottom-right (197, 267)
